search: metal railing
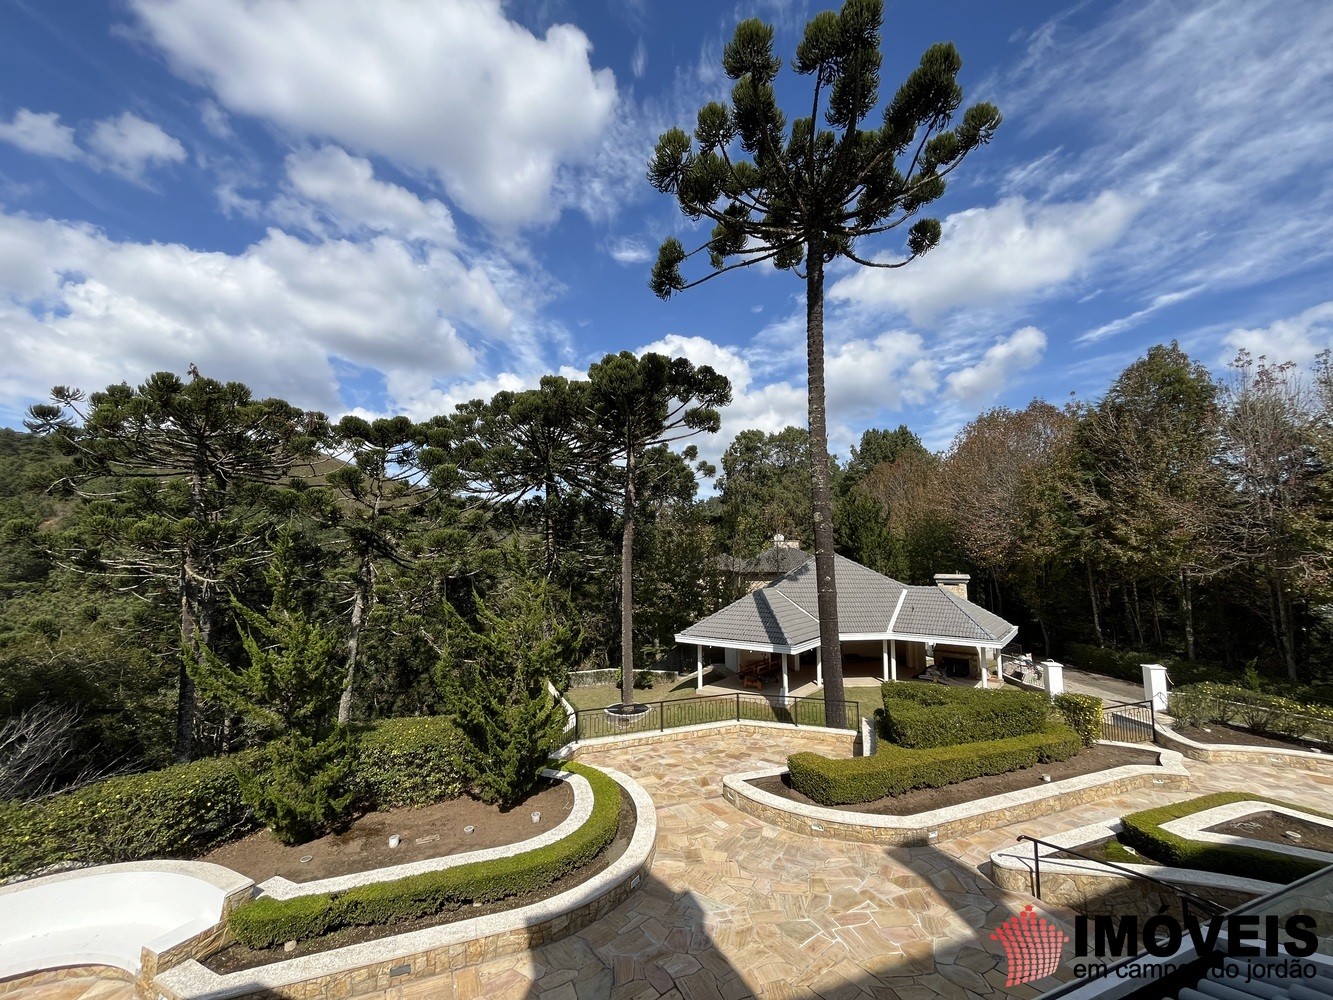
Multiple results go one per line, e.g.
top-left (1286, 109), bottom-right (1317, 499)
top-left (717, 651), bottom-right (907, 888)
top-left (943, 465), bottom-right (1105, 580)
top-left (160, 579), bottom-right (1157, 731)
top-left (1101, 698), bottom-right (1158, 744)
top-left (1016, 833), bottom-right (1225, 920)
top-left (570, 692), bottom-right (860, 742)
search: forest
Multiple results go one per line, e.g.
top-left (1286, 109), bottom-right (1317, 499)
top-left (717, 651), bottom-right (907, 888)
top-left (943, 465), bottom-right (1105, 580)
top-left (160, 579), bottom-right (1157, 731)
top-left (1, 341), bottom-right (1330, 792)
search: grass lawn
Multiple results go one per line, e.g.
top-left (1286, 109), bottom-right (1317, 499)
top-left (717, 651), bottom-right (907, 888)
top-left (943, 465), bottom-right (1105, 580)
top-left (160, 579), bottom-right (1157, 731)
top-left (562, 677), bottom-right (830, 712)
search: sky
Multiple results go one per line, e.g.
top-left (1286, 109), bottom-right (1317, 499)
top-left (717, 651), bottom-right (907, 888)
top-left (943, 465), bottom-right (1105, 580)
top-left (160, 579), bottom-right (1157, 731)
top-left (1, 0), bottom-right (1331, 471)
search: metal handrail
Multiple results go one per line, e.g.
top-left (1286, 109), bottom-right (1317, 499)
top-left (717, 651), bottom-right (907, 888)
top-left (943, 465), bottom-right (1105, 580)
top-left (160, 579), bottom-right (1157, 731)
top-left (1016, 833), bottom-right (1225, 916)
top-left (571, 691), bottom-right (860, 741)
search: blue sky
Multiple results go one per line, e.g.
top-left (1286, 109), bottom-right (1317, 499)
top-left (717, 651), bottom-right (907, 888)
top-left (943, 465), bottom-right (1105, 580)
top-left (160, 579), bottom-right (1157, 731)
top-left (1, 0), bottom-right (1331, 468)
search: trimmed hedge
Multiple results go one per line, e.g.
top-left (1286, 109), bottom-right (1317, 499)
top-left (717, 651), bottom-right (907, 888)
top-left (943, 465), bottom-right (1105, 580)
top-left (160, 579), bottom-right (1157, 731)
top-left (0, 715), bottom-right (466, 881)
top-left (880, 683), bottom-right (1052, 748)
top-left (786, 724), bottom-right (1081, 806)
top-left (228, 761), bottom-right (624, 949)
top-left (1167, 684), bottom-right (1333, 745)
top-left (1054, 693), bottom-right (1103, 747)
top-left (1118, 792), bottom-right (1333, 885)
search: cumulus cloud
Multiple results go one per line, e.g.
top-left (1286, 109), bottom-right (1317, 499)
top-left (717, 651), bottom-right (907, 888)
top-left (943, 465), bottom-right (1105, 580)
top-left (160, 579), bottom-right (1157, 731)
top-left (271, 146), bottom-right (458, 246)
top-left (607, 237), bottom-right (652, 265)
top-left (1222, 302), bottom-right (1333, 369)
top-left (831, 193), bottom-right (1136, 323)
top-left (0, 210), bottom-right (519, 420)
top-left (129, 0), bottom-right (617, 226)
top-left (84, 112), bottom-right (187, 180)
top-left (0, 109), bottom-right (81, 160)
top-left (945, 326), bottom-right (1047, 402)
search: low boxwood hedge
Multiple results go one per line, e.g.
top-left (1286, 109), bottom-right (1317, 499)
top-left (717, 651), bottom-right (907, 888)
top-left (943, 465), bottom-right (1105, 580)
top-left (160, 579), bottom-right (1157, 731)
top-left (786, 723), bottom-right (1081, 806)
top-left (879, 683), bottom-right (1053, 748)
top-left (228, 761), bottom-right (624, 949)
top-left (1053, 693), bottom-right (1103, 747)
top-left (1118, 792), bottom-right (1333, 885)
top-left (0, 715), bottom-right (466, 881)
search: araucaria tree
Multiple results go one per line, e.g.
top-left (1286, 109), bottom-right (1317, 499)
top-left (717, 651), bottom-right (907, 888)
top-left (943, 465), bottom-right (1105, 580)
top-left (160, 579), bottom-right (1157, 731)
top-left (648, 0), bottom-right (1000, 724)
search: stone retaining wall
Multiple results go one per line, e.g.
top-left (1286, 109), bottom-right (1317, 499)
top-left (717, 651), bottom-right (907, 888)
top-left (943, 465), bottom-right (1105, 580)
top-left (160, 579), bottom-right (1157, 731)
top-left (722, 747), bottom-right (1189, 846)
top-left (1155, 723), bottom-right (1331, 771)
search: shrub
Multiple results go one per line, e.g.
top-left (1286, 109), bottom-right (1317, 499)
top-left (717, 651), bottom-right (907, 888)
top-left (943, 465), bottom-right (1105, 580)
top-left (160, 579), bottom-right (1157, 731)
top-left (236, 730), bottom-right (358, 847)
top-left (227, 761), bottom-right (623, 949)
top-left (879, 683), bottom-right (1052, 748)
top-left (0, 715), bottom-right (465, 880)
top-left (1063, 643), bottom-right (1228, 686)
top-left (1118, 792), bottom-right (1333, 884)
top-left (1054, 693), bottom-right (1103, 746)
top-left (1167, 684), bottom-right (1333, 744)
top-left (786, 724), bottom-right (1081, 806)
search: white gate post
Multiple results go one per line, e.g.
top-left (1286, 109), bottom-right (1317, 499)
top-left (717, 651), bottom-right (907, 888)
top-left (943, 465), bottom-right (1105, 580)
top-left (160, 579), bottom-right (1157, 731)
top-left (1042, 660), bottom-right (1064, 699)
top-left (1142, 663), bottom-right (1169, 712)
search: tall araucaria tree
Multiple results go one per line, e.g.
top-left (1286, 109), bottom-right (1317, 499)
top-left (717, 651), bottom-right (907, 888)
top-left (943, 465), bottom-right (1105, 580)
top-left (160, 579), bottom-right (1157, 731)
top-left (584, 352), bottom-right (730, 712)
top-left (648, 0), bottom-right (1000, 725)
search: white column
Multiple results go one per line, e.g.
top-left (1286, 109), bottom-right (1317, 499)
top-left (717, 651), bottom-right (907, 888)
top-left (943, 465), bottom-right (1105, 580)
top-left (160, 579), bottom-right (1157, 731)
top-left (781, 653), bottom-right (789, 697)
top-left (977, 645), bottom-right (987, 688)
top-left (1042, 660), bottom-right (1065, 699)
top-left (882, 639), bottom-right (889, 682)
top-left (816, 646), bottom-right (823, 687)
top-left (1142, 663), bottom-right (1168, 712)
top-left (696, 643), bottom-right (704, 690)
top-left (890, 638), bottom-right (897, 681)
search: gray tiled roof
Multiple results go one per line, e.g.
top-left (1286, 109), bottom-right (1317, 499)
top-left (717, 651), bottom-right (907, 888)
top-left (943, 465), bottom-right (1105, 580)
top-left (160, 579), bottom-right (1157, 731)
top-left (676, 553), bottom-right (1016, 648)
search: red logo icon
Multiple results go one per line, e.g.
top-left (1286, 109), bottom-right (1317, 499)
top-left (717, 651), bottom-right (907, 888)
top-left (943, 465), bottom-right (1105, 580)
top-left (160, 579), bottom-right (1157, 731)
top-left (990, 904), bottom-right (1070, 986)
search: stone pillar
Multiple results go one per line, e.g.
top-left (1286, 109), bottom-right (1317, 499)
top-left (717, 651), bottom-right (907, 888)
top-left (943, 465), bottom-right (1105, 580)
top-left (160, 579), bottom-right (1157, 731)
top-left (1142, 663), bottom-right (1168, 712)
top-left (1042, 660), bottom-right (1064, 699)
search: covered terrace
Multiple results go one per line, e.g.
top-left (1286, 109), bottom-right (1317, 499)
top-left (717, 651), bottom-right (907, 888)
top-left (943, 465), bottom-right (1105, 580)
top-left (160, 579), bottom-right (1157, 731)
top-left (675, 555), bottom-right (1018, 697)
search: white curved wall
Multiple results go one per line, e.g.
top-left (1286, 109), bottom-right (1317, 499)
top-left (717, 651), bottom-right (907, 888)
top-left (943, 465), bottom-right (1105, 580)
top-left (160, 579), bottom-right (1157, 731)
top-left (0, 861), bottom-right (252, 979)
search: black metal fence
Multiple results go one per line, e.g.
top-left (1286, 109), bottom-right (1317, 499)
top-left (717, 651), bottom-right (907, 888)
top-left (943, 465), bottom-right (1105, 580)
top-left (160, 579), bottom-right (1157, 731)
top-left (1101, 698), bottom-right (1158, 744)
top-left (570, 692), bottom-right (860, 742)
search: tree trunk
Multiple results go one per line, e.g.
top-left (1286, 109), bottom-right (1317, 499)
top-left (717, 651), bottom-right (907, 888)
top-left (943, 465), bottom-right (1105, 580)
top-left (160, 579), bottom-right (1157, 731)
top-left (1129, 579), bottom-right (1146, 648)
top-left (620, 448), bottom-right (636, 708)
top-left (805, 239), bottom-right (846, 728)
top-left (1087, 563), bottom-right (1104, 646)
top-left (1151, 584), bottom-right (1163, 649)
top-left (175, 471), bottom-right (207, 763)
top-left (338, 550), bottom-right (374, 724)
top-left (1180, 568), bottom-right (1196, 662)
top-left (1274, 582), bottom-right (1298, 681)
top-left (543, 475), bottom-right (559, 579)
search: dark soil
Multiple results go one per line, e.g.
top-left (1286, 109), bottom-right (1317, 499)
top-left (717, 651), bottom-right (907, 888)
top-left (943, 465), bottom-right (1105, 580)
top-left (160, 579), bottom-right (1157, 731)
top-left (1175, 723), bottom-right (1329, 754)
top-left (749, 743), bottom-right (1160, 816)
top-left (199, 779), bottom-right (573, 883)
top-left (1206, 810), bottom-right (1333, 854)
top-left (203, 788), bottom-right (636, 974)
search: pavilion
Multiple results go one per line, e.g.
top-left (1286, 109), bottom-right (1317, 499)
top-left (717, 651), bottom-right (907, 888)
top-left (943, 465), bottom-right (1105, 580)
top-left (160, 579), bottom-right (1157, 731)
top-left (675, 553), bottom-right (1018, 695)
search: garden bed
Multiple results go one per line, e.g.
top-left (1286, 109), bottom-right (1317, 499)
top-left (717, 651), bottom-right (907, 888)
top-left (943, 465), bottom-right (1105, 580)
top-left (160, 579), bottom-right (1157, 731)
top-left (749, 743), bottom-right (1156, 815)
top-left (198, 779), bottom-right (573, 883)
top-left (1205, 810), bottom-right (1333, 854)
top-left (1174, 722), bottom-right (1328, 753)
top-left (202, 786), bottom-right (635, 973)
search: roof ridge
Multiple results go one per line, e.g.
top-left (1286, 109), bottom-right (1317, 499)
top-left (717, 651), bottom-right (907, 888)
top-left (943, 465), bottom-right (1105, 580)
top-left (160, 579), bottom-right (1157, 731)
top-left (771, 587), bottom-right (818, 622)
top-left (937, 587), bottom-right (994, 634)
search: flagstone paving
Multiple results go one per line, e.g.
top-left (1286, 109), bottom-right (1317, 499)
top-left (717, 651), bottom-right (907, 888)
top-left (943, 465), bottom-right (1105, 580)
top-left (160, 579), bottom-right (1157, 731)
top-left (2, 729), bottom-right (1328, 1000)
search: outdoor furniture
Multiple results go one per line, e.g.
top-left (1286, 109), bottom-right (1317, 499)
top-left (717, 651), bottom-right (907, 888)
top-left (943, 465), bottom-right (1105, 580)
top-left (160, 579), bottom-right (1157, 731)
top-left (739, 655), bottom-right (780, 690)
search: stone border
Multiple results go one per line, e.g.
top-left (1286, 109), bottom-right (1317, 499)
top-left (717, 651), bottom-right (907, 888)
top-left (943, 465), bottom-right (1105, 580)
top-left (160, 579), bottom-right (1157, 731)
top-left (258, 769), bottom-right (593, 900)
top-left (1155, 720), bottom-right (1331, 770)
top-left (989, 818), bottom-right (1280, 903)
top-left (1158, 799), bottom-right (1333, 864)
top-left (154, 765), bottom-right (655, 1000)
top-left (720, 742), bottom-right (1189, 846)
top-left (563, 718), bottom-right (860, 757)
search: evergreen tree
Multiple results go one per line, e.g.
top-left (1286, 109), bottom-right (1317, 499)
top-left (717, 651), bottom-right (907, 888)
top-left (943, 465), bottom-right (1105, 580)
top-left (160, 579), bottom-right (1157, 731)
top-left (649, 0), bottom-right (1000, 725)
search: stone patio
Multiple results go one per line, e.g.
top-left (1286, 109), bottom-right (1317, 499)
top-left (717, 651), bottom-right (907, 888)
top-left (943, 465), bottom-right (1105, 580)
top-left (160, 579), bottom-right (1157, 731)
top-left (3, 728), bottom-right (1329, 1000)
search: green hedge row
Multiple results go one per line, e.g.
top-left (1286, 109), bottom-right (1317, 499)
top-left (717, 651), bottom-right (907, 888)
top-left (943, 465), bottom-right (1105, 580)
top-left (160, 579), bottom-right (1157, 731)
top-left (1053, 693), bottom-right (1103, 747)
top-left (228, 761), bottom-right (624, 949)
top-left (0, 716), bottom-right (465, 880)
top-left (787, 724), bottom-right (1082, 806)
top-left (1167, 685), bottom-right (1333, 745)
top-left (879, 683), bottom-right (1052, 748)
top-left (1118, 792), bottom-right (1333, 885)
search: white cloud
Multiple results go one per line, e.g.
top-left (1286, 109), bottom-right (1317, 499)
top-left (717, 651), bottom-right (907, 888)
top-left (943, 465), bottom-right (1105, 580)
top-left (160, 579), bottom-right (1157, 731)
top-left (1222, 302), bottom-right (1333, 369)
top-left (825, 331), bottom-right (938, 418)
top-left (607, 237), bottom-right (652, 265)
top-left (272, 146), bottom-right (458, 246)
top-left (198, 100), bottom-right (233, 139)
top-left (84, 112), bottom-right (187, 180)
top-left (830, 193), bottom-right (1137, 323)
top-left (129, 0), bottom-right (617, 227)
top-left (0, 211), bottom-right (518, 419)
top-left (945, 326), bottom-right (1047, 402)
top-left (1077, 286), bottom-right (1204, 345)
top-left (632, 38), bottom-right (647, 79)
top-left (0, 109), bottom-right (80, 160)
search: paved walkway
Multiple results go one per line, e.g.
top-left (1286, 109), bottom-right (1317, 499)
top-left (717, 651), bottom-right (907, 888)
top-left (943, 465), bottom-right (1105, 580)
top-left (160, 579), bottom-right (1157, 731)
top-left (3, 731), bottom-right (1329, 1000)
